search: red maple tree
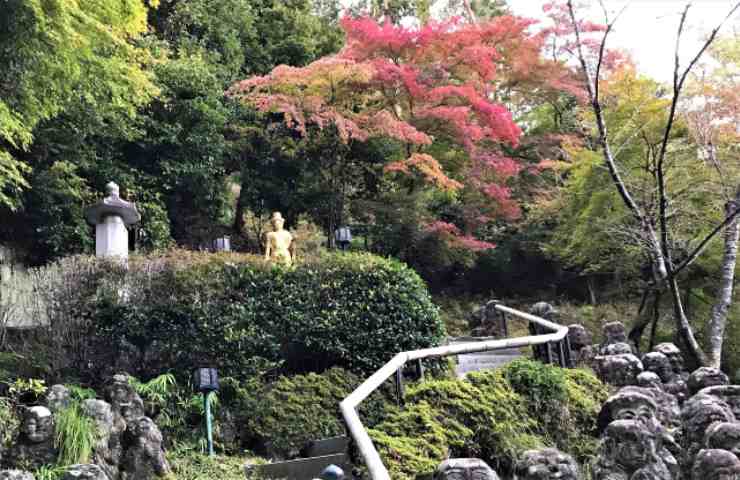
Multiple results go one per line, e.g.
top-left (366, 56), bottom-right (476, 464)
top-left (229, 13), bottom-right (576, 249)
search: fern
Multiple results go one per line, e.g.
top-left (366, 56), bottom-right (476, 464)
top-left (131, 373), bottom-right (177, 406)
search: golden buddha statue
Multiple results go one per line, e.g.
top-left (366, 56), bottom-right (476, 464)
top-left (264, 212), bottom-right (295, 265)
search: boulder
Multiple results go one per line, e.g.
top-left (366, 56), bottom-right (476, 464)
top-left (0, 471), bottom-right (34, 480)
top-left (61, 465), bottom-right (110, 480)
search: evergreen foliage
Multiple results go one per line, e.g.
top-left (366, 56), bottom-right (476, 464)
top-left (369, 362), bottom-right (607, 480)
top-left (26, 251), bottom-right (443, 380)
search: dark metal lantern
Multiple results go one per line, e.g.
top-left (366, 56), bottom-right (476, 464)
top-left (193, 368), bottom-right (219, 393)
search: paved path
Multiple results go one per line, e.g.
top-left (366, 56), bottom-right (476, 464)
top-left (448, 337), bottom-right (523, 378)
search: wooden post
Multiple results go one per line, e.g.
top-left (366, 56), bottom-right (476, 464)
top-left (395, 368), bottom-right (404, 407)
top-left (416, 359), bottom-right (424, 380)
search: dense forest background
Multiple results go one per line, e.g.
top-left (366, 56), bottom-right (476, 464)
top-left (1, 0), bottom-right (739, 370)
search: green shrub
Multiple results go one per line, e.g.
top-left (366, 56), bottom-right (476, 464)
top-left (241, 368), bottom-right (390, 459)
top-left (501, 359), bottom-right (607, 462)
top-left (368, 364), bottom-right (607, 480)
top-left (0, 396), bottom-right (20, 450)
top-left (48, 250), bottom-right (444, 380)
top-left (369, 370), bottom-right (541, 479)
top-left (562, 367), bottom-right (611, 459)
top-left (369, 402), bottom-right (473, 479)
top-left (168, 449), bottom-right (262, 480)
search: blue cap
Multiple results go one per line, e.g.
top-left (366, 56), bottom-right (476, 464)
top-left (321, 464), bottom-right (345, 480)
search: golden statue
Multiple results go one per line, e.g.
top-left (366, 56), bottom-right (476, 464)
top-left (264, 212), bottom-right (295, 265)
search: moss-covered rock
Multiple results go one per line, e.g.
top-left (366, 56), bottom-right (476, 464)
top-left (367, 362), bottom-right (608, 480)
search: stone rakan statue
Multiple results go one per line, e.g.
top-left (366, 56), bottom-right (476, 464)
top-left (46, 385), bottom-right (71, 413)
top-left (434, 458), bottom-right (500, 480)
top-left (705, 422), bottom-right (740, 457)
top-left (514, 448), bottom-right (579, 480)
top-left (119, 417), bottom-right (170, 480)
top-left (4, 406), bottom-right (57, 470)
top-left (691, 449), bottom-right (740, 480)
top-left (596, 353), bottom-right (643, 387)
top-left (82, 399), bottom-right (121, 480)
top-left (104, 374), bottom-right (145, 426)
top-left (264, 212), bottom-right (295, 266)
top-left (593, 419), bottom-right (673, 480)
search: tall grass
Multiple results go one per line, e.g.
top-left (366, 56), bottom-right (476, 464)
top-left (54, 403), bottom-right (97, 466)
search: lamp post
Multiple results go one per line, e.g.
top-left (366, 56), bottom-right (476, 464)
top-left (193, 368), bottom-right (219, 457)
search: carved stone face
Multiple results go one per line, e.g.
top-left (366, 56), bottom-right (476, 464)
top-left (129, 416), bottom-right (163, 447)
top-left (599, 389), bottom-right (658, 433)
top-left (603, 342), bottom-right (632, 356)
top-left (692, 449), bottom-right (740, 480)
top-left (567, 324), bottom-right (591, 351)
top-left (22, 406), bottom-right (53, 443)
top-left (107, 374), bottom-right (135, 405)
top-left (706, 422), bottom-right (740, 458)
top-left (515, 448), bottom-right (579, 480)
top-left (120, 402), bottom-right (144, 425)
top-left (604, 420), bottom-right (655, 472)
top-left (700, 386), bottom-right (740, 419)
top-left (602, 322), bottom-right (627, 345)
top-left (688, 368), bottom-right (729, 396)
top-left (597, 354), bottom-right (644, 387)
top-left (642, 352), bottom-right (674, 383)
top-left (637, 372), bottom-right (663, 389)
top-left (684, 398), bottom-right (736, 447)
top-left (435, 458), bottom-right (500, 480)
top-left (46, 384), bottom-right (71, 413)
top-left (82, 399), bottom-right (114, 434)
top-left (654, 343), bottom-right (684, 375)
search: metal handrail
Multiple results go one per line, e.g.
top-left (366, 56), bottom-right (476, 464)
top-left (339, 304), bottom-right (570, 480)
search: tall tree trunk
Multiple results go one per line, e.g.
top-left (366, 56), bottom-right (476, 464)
top-left (649, 289), bottom-right (662, 351)
top-left (586, 276), bottom-right (597, 305)
top-left (668, 275), bottom-right (707, 367)
top-left (706, 188), bottom-right (740, 367)
top-left (629, 286), bottom-right (655, 352)
top-left (234, 173), bottom-right (248, 239)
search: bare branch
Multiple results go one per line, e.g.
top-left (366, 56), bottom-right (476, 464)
top-left (594, 1), bottom-right (631, 103)
top-left (567, 0), bottom-right (667, 280)
top-left (672, 204), bottom-right (740, 277)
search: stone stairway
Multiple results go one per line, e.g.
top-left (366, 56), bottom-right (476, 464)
top-left (448, 336), bottom-right (523, 378)
top-left (247, 436), bottom-right (351, 479)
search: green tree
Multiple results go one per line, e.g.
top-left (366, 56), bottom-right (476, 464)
top-left (0, 0), bottom-right (157, 210)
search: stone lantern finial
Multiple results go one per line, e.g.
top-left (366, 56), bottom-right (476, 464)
top-left (84, 181), bottom-right (140, 259)
top-left (106, 181), bottom-right (120, 197)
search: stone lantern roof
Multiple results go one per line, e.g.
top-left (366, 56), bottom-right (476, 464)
top-left (84, 182), bottom-right (140, 226)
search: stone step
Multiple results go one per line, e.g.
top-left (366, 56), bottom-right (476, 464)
top-left (302, 435), bottom-right (349, 458)
top-left (246, 453), bottom-right (350, 480)
top-left (448, 337), bottom-right (523, 378)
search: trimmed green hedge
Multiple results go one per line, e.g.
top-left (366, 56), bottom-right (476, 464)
top-left (41, 251), bottom-right (444, 380)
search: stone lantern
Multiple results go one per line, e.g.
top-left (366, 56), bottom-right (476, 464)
top-left (84, 182), bottom-right (140, 259)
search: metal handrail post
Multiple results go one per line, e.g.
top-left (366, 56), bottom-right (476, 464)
top-left (338, 304), bottom-right (570, 480)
